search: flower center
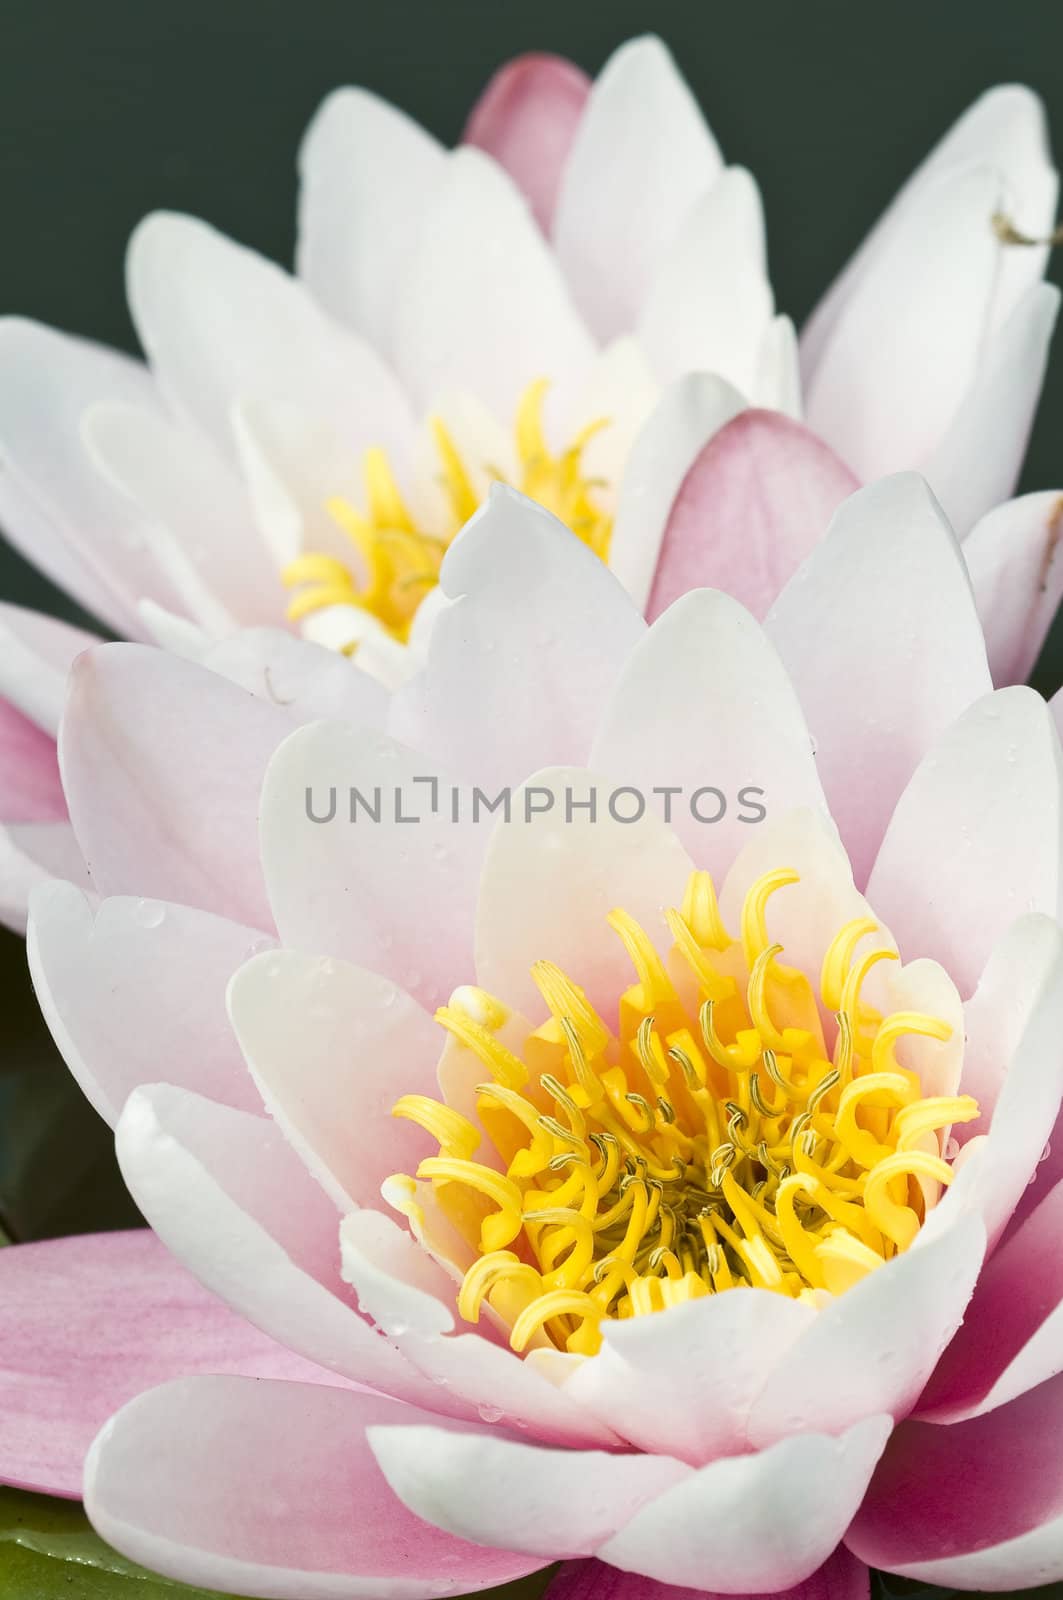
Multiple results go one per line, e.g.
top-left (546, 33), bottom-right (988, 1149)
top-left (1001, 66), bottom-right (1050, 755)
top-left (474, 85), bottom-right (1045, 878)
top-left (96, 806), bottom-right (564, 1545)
top-left (385, 869), bottom-right (978, 1357)
top-left (282, 379), bottom-right (612, 648)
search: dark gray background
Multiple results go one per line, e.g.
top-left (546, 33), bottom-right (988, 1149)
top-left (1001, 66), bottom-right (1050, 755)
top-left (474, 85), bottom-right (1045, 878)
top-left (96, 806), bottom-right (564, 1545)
top-left (2, 0), bottom-right (1062, 1236)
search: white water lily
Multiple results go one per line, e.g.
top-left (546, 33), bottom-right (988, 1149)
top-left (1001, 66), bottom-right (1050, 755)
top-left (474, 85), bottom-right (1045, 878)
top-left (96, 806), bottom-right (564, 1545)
top-left (0, 39), bottom-right (1059, 931)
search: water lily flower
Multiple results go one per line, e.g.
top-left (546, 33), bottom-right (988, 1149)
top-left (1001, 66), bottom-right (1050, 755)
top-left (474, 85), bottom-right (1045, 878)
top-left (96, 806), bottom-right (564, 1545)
top-left (5, 479), bottom-right (1063, 1596)
top-left (0, 38), bottom-right (1060, 930)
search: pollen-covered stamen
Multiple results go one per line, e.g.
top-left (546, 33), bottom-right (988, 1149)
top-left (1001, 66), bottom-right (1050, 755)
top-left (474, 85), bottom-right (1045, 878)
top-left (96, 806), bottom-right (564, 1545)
top-left (282, 378), bottom-right (613, 648)
top-left (386, 868), bottom-right (979, 1357)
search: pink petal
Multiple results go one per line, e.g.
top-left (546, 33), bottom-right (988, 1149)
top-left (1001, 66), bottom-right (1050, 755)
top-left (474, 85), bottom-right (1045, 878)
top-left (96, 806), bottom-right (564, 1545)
top-left (545, 1546), bottom-right (870, 1600)
top-left (464, 54), bottom-right (591, 234)
top-left (369, 1419), bottom-right (689, 1558)
top-left (609, 374), bottom-right (746, 613)
top-left (0, 601), bottom-right (97, 733)
top-left (866, 688), bottom-right (1063, 997)
top-left (846, 1373), bottom-right (1063, 1587)
top-left (765, 474), bottom-right (992, 885)
top-left (260, 722), bottom-right (480, 1010)
top-left (0, 820), bottom-right (90, 935)
top-left (61, 643), bottom-right (294, 930)
top-left (28, 881), bottom-right (270, 1126)
top-left (391, 487), bottom-right (645, 793)
top-left (0, 699), bottom-right (65, 822)
top-left (918, 1172), bottom-right (1063, 1422)
top-left (595, 1416), bottom-right (890, 1591)
top-left (0, 1230), bottom-right (341, 1498)
top-left (115, 1084), bottom-right (438, 1406)
top-left (86, 1375), bottom-right (545, 1598)
top-left (590, 589), bottom-right (828, 874)
top-left (646, 410), bottom-right (858, 624)
top-left (228, 948), bottom-right (442, 1210)
top-left (963, 489), bottom-right (1063, 685)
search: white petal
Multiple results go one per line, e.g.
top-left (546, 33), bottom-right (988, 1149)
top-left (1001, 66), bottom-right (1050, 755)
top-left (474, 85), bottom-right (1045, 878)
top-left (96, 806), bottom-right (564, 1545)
top-left (260, 721), bottom-right (481, 1009)
top-left (637, 167), bottom-right (773, 394)
top-left (963, 489), bottom-right (1063, 685)
top-left (925, 282), bottom-right (1060, 536)
top-left (297, 88), bottom-right (445, 357)
top-left (765, 474), bottom-right (992, 885)
top-left (591, 589), bottom-right (828, 873)
top-left (390, 486), bottom-right (645, 791)
top-left (393, 148), bottom-right (594, 419)
top-left (0, 602), bottom-right (96, 734)
top-left (596, 1415), bottom-right (890, 1590)
top-left (553, 37), bottom-right (723, 341)
top-left (866, 688), bottom-right (1063, 996)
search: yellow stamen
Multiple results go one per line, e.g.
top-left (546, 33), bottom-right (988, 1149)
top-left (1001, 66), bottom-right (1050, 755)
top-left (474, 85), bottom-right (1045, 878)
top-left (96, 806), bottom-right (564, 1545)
top-left (385, 869), bottom-right (974, 1357)
top-left (283, 378), bottom-right (613, 648)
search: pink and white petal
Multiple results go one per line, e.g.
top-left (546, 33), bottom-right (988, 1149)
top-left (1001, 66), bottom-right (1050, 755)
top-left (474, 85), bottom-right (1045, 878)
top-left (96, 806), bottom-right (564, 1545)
top-left (341, 1209), bottom-right (619, 1448)
top-left (83, 401), bottom-right (281, 630)
top-left (228, 949), bottom-right (441, 1211)
top-left (261, 721), bottom-right (479, 1008)
top-left (463, 54), bottom-right (591, 234)
top-left (925, 283), bottom-right (1060, 537)
top-left (802, 86), bottom-right (1056, 379)
top-left (297, 88), bottom-right (445, 356)
top-left (803, 165), bottom-right (1004, 481)
top-left (753, 316), bottom-right (803, 419)
top-left (596, 1415), bottom-right (890, 1592)
top-left (0, 318), bottom-right (179, 635)
top-left (964, 490), bottom-right (1063, 686)
top-left (0, 1230), bottom-right (342, 1499)
top-left (646, 410), bottom-right (858, 624)
top-left (545, 1546), bottom-right (870, 1600)
top-left (0, 702), bottom-right (65, 822)
top-left (923, 913), bottom-right (1063, 1250)
top-left (591, 590), bottom-right (828, 873)
top-left (127, 213), bottom-right (415, 468)
top-left (475, 766), bottom-right (694, 1021)
top-left (746, 1210), bottom-right (985, 1447)
top-left (115, 1084), bottom-right (440, 1405)
top-left (866, 688), bottom-right (1063, 996)
top-left (28, 881), bottom-right (269, 1126)
top-left (199, 629), bottom-right (389, 727)
top-left (959, 912), bottom-right (1063, 1137)
top-left (393, 148), bottom-right (594, 419)
top-left (0, 821), bottom-right (90, 935)
top-left (638, 167), bottom-right (772, 394)
top-left (918, 1173), bottom-right (1063, 1422)
top-left (61, 643), bottom-right (294, 929)
top-left (563, 1289), bottom-right (815, 1463)
top-left (86, 1375), bottom-right (544, 1599)
top-left (553, 37), bottom-right (723, 342)
top-left (847, 1373), bottom-right (1063, 1588)
top-left (370, 1422), bottom-right (689, 1559)
top-left (0, 602), bottom-right (96, 733)
top-left (765, 474), bottom-right (992, 884)
top-left (391, 487), bottom-right (645, 791)
top-left (609, 373), bottom-right (746, 613)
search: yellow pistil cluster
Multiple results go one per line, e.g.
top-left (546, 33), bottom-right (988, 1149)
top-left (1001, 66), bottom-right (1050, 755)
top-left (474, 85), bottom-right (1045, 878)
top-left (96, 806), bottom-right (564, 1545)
top-left (386, 869), bottom-right (980, 1359)
top-left (282, 379), bottom-right (612, 646)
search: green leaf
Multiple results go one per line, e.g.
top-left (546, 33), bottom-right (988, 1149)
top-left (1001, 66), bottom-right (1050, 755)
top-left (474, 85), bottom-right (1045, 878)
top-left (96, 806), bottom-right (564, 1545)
top-left (0, 1488), bottom-right (556, 1600)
